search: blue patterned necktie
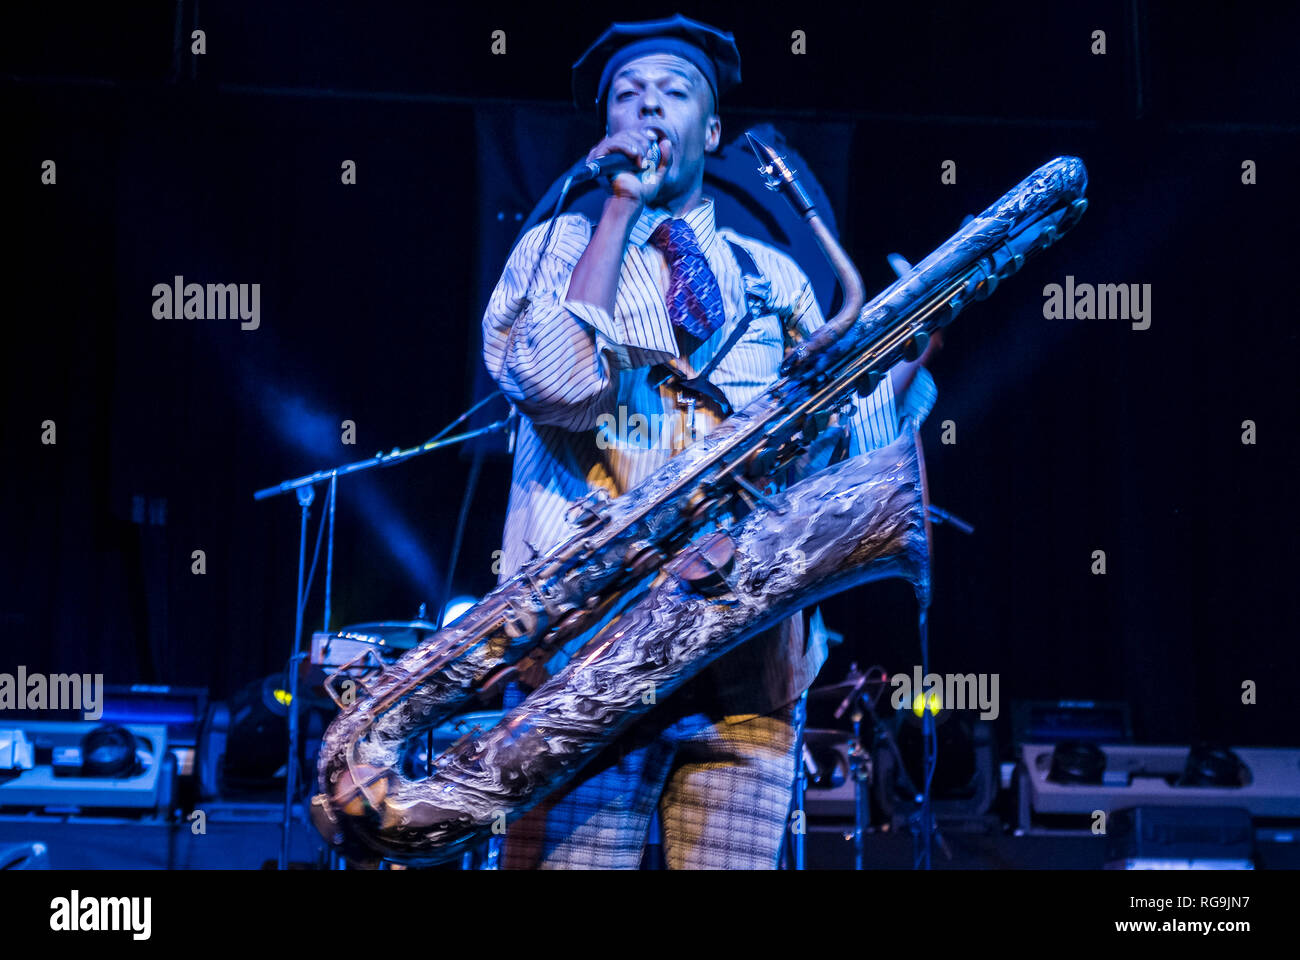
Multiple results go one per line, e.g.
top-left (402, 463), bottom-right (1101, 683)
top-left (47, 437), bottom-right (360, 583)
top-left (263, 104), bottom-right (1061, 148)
top-left (649, 218), bottom-right (727, 341)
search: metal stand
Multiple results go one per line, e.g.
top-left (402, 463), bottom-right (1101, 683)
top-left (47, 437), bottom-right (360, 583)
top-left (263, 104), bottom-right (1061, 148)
top-left (913, 608), bottom-right (936, 870)
top-left (786, 691), bottom-right (809, 869)
top-left (254, 392), bottom-right (513, 870)
top-left (834, 668), bottom-right (878, 870)
top-left (279, 483), bottom-right (315, 870)
top-left (848, 699), bottom-right (872, 870)
top-left (834, 655), bottom-right (950, 871)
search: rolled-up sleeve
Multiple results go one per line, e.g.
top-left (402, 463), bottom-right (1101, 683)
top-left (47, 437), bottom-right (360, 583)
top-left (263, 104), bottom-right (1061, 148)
top-left (482, 216), bottom-right (620, 431)
top-left (483, 216), bottom-right (685, 431)
top-left (897, 366), bottom-right (938, 431)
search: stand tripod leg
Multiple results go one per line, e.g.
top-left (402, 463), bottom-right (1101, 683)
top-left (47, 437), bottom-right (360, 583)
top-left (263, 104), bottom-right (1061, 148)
top-left (788, 692), bottom-right (808, 870)
top-left (850, 715), bottom-right (869, 870)
top-left (280, 485), bottom-right (314, 871)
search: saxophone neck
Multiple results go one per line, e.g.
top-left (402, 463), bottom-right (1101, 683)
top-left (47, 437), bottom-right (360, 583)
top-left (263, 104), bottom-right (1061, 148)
top-left (744, 130), bottom-right (864, 373)
top-left (806, 211), bottom-right (866, 339)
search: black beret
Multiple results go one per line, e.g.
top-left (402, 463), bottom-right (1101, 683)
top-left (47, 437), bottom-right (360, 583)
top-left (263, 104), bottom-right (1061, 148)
top-left (571, 13), bottom-right (742, 117)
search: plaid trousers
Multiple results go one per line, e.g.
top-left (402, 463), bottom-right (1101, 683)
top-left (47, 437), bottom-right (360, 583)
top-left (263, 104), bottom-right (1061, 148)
top-left (503, 692), bottom-right (801, 870)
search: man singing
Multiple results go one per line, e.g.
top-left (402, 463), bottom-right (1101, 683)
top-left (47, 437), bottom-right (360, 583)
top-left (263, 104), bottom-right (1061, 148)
top-left (482, 14), bottom-right (938, 868)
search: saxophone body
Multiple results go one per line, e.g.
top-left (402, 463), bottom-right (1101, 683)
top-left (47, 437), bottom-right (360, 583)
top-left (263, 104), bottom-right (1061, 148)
top-left (310, 144), bottom-right (1088, 865)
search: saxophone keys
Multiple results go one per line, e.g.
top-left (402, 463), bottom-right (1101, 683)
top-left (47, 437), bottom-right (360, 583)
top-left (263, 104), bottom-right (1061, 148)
top-left (309, 794), bottom-right (345, 846)
top-left (852, 370), bottom-right (882, 397)
top-left (564, 488), bottom-right (610, 528)
top-left (624, 544), bottom-right (668, 578)
top-left (902, 333), bottom-right (929, 362)
top-left (675, 531), bottom-right (736, 595)
top-left (332, 762), bottom-right (391, 818)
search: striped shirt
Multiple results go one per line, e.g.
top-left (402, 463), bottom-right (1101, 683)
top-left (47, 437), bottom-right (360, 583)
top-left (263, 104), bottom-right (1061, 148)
top-left (482, 195), bottom-right (937, 712)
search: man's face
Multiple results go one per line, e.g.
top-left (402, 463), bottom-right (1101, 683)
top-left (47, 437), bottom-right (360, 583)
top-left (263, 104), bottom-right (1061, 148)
top-left (605, 53), bottom-right (721, 205)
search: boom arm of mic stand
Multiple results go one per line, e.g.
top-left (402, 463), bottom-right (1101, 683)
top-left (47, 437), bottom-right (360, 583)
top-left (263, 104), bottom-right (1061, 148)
top-left (252, 418), bottom-right (513, 502)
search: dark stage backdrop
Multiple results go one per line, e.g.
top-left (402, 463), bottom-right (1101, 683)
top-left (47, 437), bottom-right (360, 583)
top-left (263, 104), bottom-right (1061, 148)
top-left (4, 2), bottom-right (1297, 753)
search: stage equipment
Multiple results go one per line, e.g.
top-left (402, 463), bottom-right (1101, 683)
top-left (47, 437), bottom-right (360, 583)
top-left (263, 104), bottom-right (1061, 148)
top-left (0, 730), bottom-right (35, 772)
top-left (1104, 806), bottom-right (1255, 870)
top-left (0, 842), bottom-right (48, 869)
top-left (80, 724), bottom-right (142, 778)
top-left (312, 621), bottom-right (439, 665)
top-left (88, 685), bottom-right (208, 780)
top-left (303, 620), bottom-right (443, 716)
top-left (874, 712), bottom-right (998, 824)
top-left (311, 143), bottom-right (1089, 866)
top-left (1016, 743), bottom-right (1300, 834)
top-left (798, 671), bottom-right (872, 822)
top-left (1048, 741), bottom-right (1108, 784)
top-left (195, 701), bottom-right (229, 801)
top-left (0, 721), bottom-right (172, 816)
top-left (1011, 699), bottom-right (1132, 748)
top-left (820, 665), bottom-right (892, 867)
top-left (219, 673), bottom-right (291, 790)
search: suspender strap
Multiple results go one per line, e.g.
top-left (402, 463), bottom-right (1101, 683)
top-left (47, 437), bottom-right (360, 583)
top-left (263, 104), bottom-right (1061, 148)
top-left (648, 238), bottom-right (769, 418)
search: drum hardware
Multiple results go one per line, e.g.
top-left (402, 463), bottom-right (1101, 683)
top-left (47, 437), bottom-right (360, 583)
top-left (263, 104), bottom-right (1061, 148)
top-left (310, 620), bottom-right (440, 669)
top-left (812, 663), bottom-right (954, 868)
top-left (825, 665), bottom-right (883, 868)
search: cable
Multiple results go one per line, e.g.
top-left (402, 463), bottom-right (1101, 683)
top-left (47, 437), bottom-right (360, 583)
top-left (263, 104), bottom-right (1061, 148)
top-left (518, 173), bottom-right (578, 313)
top-left (298, 480), bottom-right (332, 618)
top-left (437, 443), bottom-right (484, 628)
top-left (914, 607), bottom-right (938, 870)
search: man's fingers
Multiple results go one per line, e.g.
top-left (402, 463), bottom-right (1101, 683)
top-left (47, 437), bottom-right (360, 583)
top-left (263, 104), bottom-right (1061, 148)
top-left (589, 133), bottom-right (656, 166)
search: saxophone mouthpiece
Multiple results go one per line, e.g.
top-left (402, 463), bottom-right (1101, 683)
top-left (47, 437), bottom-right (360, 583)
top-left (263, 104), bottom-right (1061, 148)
top-left (744, 129), bottom-right (815, 217)
top-left (744, 130), bottom-right (777, 165)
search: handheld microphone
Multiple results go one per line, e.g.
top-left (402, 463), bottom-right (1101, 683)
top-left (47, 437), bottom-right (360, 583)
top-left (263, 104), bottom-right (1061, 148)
top-left (572, 134), bottom-right (662, 185)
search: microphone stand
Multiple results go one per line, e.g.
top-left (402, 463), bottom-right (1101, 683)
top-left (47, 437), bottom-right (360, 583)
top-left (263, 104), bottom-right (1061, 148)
top-left (783, 691), bottom-right (810, 870)
top-left (834, 667), bottom-right (885, 870)
top-left (837, 668), bottom-right (949, 870)
top-left (253, 392), bottom-right (512, 870)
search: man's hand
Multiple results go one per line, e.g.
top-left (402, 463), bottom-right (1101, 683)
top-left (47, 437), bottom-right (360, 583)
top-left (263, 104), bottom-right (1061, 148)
top-left (565, 130), bottom-right (671, 316)
top-left (585, 129), bottom-right (673, 206)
